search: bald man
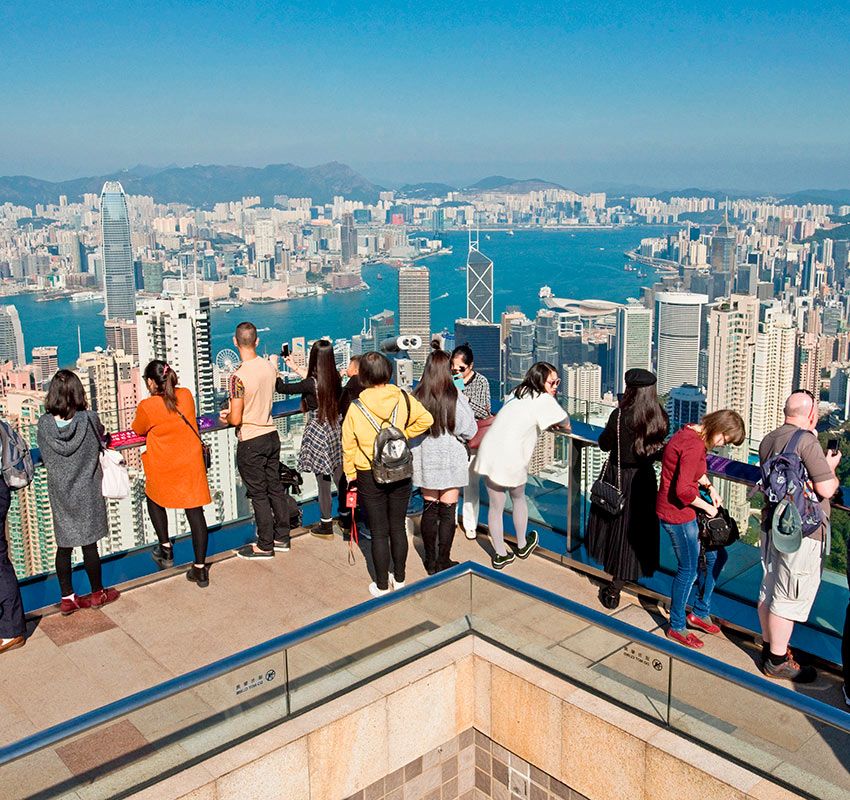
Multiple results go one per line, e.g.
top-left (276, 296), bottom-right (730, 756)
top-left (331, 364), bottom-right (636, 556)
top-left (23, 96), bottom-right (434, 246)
top-left (757, 390), bottom-right (839, 683)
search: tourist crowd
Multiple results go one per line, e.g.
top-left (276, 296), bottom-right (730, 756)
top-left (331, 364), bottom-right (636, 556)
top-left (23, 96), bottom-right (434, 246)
top-left (0, 323), bottom-right (848, 705)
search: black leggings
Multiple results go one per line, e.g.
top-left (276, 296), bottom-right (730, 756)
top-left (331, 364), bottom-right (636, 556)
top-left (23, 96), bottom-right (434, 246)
top-left (55, 543), bottom-right (103, 598)
top-left (146, 497), bottom-right (209, 565)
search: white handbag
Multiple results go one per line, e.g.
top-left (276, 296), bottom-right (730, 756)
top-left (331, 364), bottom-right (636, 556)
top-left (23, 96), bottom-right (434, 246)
top-left (87, 415), bottom-right (130, 499)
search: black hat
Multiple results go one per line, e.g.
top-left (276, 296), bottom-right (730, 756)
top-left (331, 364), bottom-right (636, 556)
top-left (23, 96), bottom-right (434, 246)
top-left (624, 368), bottom-right (657, 388)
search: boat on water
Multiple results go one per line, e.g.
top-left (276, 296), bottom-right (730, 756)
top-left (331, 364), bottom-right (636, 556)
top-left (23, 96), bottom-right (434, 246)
top-left (256, 327), bottom-right (271, 332)
top-left (69, 291), bottom-right (103, 303)
top-left (376, 273), bottom-right (383, 280)
top-left (506, 230), bottom-right (515, 236)
top-left (434, 292), bottom-right (449, 300)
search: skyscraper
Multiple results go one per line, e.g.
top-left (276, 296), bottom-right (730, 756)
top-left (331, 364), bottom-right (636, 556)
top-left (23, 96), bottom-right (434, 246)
top-left (340, 213), bottom-right (357, 266)
top-left (506, 317), bottom-right (533, 392)
top-left (105, 319), bottom-right (139, 360)
top-left (398, 267), bottom-right (431, 377)
top-left (750, 307), bottom-right (796, 445)
top-left (614, 300), bottom-right (652, 395)
top-left (0, 305), bottom-right (25, 367)
top-left (32, 346), bottom-right (58, 389)
top-left (254, 219), bottom-right (276, 263)
top-left (454, 319), bottom-right (502, 389)
top-left (564, 363), bottom-right (602, 403)
top-left (666, 384), bottom-right (706, 431)
top-left (76, 349), bottom-right (138, 434)
top-left (533, 310), bottom-right (559, 367)
top-left (654, 292), bottom-right (708, 395)
top-left (136, 297), bottom-right (214, 414)
top-left (466, 228), bottom-right (494, 323)
top-left (100, 181), bottom-right (136, 321)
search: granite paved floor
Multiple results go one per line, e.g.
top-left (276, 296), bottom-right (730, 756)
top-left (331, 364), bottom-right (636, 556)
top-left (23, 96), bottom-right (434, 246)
top-left (0, 523), bottom-right (848, 798)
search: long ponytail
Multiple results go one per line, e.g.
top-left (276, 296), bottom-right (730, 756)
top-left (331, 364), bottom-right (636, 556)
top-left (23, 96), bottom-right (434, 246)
top-left (143, 359), bottom-right (179, 412)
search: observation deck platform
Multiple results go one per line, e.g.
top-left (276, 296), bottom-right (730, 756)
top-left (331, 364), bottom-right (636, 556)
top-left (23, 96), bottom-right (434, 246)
top-left (2, 522), bottom-right (849, 799)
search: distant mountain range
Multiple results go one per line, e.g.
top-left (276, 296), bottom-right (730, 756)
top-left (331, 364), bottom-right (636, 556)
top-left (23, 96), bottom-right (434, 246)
top-left (1, 162), bottom-right (848, 210)
top-left (0, 162), bottom-right (382, 207)
top-left (395, 175), bottom-right (565, 198)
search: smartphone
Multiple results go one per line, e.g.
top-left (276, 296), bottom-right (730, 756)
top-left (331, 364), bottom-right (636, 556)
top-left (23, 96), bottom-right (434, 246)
top-left (827, 438), bottom-right (839, 455)
top-left (281, 343), bottom-right (290, 359)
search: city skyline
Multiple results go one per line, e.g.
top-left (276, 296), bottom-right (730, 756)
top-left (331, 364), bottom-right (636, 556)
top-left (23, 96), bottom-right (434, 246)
top-left (2, 3), bottom-right (849, 191)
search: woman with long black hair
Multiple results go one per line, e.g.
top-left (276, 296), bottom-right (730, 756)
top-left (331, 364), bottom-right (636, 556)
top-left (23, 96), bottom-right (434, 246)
top-left (474, 362), bottom-right (571, 569)
top-left (587, 369), bottom-right (669, 609)
top-left (132, 360), bottom-right (212, 586)
top-left (412, 348), bottom-right (477, 573)
top-left (278, 339), bottom-right (344, 537)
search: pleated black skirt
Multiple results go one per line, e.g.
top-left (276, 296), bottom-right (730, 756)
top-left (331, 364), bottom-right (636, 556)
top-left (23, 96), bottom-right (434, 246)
top-left (586, 463), bottom-right (660, 581)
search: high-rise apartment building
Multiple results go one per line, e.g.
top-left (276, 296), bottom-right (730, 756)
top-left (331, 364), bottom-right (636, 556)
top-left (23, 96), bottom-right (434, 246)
top-left (136, 297), bottom-right (214, 415)
top-left (398, 267), bottom-right (431, 377)
top-left (564, 363), bottom-right (602, 404)
top-left (0, 305), bottom-right (25, 366)
top-left (466, 229), bottom-right (494, 323)
top-left (105, 319), bottom-right (139, 360)
top-left (506, 317), bottom-right (533, 393)
top-left (31, 346), bottom-right (58, 389)
top-left (100, 181), bottom-right (136, 321)
top-left (750, 307), bottom-right (796, 445)
top-left (710, 211), bottom-right (737, 276)
top-left (654, 292), bottom-right (708, 395)
top-left (76, 349), bottom-right (138, 433)
top-left (254, 219), bottom-right (276, 263)
top-left (614, 301), bottom-right (652, 395)
top-left (706, 294), bottom-right (759, 423)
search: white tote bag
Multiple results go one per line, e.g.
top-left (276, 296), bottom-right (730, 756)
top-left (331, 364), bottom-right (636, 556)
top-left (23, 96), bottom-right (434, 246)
top-left (99, 448), bottom-right (130, 499)
top-left (87, 415), bottom-right (130, 500)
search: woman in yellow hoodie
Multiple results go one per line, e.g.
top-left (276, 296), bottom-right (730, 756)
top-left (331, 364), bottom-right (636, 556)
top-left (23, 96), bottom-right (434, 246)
top-left (342, 352), bottom-right (433, 596)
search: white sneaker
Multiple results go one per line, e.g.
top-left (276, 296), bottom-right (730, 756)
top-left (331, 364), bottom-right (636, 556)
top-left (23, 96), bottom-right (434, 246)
top-left (390, 576), bottom-right (405, 590)
top-left (464, 528), bottom-right (477, 540)
top-left (368, 582), bottom-right (392, 597)
top-left (843, 684), bottom-right (850, 708)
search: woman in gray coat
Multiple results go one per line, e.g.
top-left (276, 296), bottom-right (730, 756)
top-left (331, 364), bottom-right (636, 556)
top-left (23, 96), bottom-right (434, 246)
top-left (412, 349), bottom-right (477, 573)
top-left (37, 370), bottom-right (120, 614)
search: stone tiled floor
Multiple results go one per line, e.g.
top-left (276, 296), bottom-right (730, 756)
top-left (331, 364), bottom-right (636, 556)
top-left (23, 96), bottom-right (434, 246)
top-left (0, 524), bottom-right (848, 797)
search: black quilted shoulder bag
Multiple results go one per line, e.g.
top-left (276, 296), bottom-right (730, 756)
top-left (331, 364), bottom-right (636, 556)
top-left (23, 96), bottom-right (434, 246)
top-left (590, 409), bottom-right (625, 516)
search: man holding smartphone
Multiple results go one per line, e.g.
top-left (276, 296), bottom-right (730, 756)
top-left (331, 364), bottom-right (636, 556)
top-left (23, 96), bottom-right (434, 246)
top-left (222, 322), bottom-right (290, 558)
top-left (758, 389), bottom-right (840, 682)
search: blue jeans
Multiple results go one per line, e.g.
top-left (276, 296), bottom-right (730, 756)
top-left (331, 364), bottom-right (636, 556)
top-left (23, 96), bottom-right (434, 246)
top-left (662, 519), bottom-right (729, 631)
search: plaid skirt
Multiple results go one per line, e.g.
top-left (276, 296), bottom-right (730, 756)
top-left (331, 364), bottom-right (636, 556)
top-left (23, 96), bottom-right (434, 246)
top-left (298, 413), bottom-right (342, 475)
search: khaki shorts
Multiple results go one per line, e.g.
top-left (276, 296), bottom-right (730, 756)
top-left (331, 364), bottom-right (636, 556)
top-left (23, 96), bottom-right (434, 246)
top-left (758, 534), bottom-right (824, 622)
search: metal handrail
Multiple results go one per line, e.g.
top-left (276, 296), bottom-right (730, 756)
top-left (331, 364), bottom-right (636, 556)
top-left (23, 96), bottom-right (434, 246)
top-left (2, 561), bottom-right (847, 772)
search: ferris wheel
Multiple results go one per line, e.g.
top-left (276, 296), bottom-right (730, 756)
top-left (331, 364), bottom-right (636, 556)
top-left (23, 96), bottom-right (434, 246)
top-left (215, 348), bottom-right (240, 374)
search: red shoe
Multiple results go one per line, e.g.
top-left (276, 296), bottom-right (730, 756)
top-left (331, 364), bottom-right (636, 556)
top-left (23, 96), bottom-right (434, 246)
top-left (59, 594), bottom-right (92, 616)
top-left (686, 612), bottom-right (721, 635)
top-left (666, 627), bottom-right (704, 648)
top-left (89, 588), bottom-right (121, 608)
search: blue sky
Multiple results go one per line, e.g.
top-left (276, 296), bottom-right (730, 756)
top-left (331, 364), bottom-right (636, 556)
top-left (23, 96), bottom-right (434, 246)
top-left (2, 1), bottom-right (848, 191)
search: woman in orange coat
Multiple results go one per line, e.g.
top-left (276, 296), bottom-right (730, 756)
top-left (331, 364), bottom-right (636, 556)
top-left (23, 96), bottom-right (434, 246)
top-left (132, 360), bottom-right (212, 587)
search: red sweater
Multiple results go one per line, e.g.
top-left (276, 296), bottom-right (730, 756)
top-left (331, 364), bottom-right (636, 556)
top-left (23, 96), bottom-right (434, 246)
top-left (656, 426), bottom-right (707, 524)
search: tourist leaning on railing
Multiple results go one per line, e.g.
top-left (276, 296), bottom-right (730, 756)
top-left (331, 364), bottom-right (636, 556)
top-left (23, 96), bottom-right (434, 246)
top-left (758, 389), bottom-right (839, 684)
top-left (473, 362), bottom-right (571, 570)
top-left (587, 368), bottom-right (668, 610)
top-left (412, 346), bottom-right (477, 575)
top-left (0, 445), bottom-right (25, 654)
top-left (276, 339), bottom-right (345, 540)
top-left (223, 322), bottom-right (292, 559)
top-left (341, 352), bottom-right (433, 597)
top-left (36, 370), bottom-right (120, 613)
top-left (656, 409), bottom-right (745, 649)
top-left (450, 343), bottom-right (492, 542)
top-left (132, 360), bottom-right (212, 588)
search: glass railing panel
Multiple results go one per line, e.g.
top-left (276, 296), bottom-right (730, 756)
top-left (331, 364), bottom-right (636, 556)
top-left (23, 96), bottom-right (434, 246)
top-left (470, 574), bottom-right (671, 723)
top-left (0, 646), bottom-right (288, 800)
top-left (286, 575), bottom-right (471, 714)
top-left (669, 659), bottom-right (850, 800)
